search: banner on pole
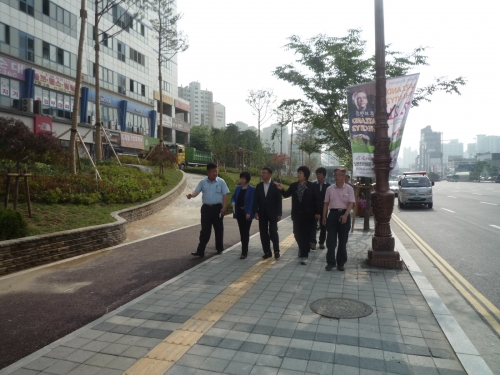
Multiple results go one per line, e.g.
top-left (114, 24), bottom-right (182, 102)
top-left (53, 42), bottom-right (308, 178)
top-left (347, 73), bottom-right (419, 177)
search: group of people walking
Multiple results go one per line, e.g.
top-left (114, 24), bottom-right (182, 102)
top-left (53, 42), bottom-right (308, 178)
top-left (186, 163), bottom-right (355, 271)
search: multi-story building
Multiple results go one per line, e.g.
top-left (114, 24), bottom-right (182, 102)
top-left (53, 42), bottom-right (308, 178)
top-left (401, 147), bottom-right (418, 169)
top-left (465, 142), bottom-right (477, 158)
top-left (0, 0), bottom-right (190, 155)
top-left (178, 81), bottom-right (213, 127)
top-left (475, 134), bottom-right (500, 154)
top-left (442, 139), bottom-right (463, 164)
top-left (419, 125), bottom-right (442, 173)
top-left (261, 123), bottom-right (289, 155)
top-left (212, 102), bottom-right (225, 129)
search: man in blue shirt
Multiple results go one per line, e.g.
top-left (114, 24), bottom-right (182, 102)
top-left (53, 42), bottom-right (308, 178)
top-left (187, 163), bottom-right (230, 257)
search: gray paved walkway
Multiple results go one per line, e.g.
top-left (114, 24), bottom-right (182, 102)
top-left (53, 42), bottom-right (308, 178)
top-left (1, 218), bottom-right (492, 375)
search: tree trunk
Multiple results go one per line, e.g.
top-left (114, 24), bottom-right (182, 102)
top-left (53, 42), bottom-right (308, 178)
top-left (68, 0), bottom-right (87, 174)
top-left (94, 1), bottom-right (102, 161)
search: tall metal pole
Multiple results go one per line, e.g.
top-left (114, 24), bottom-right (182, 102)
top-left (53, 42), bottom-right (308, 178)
top-left (368, 0), bottom-right (402, 269)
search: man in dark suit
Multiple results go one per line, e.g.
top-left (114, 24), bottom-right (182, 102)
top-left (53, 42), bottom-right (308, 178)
top-left (253, 167), bottom-right (282, 259)
top-left (310, 167), bottom-right (331, 250)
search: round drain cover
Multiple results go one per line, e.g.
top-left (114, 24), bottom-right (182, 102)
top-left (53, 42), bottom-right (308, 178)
top-left (310, 298), bottom-right (373, 319)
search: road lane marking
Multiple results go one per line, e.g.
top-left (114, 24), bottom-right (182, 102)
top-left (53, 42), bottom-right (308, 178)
top-left (441, 208), bottom-right (455, 213)
top-left (447, 196), bottom-right (457, 198)
top-left (480, 202), bottom-right (498, 206)
top-left (123, 233), bottom-right (296, 375)
top-left (490, 225), bottom-right (500, 230)
top-left (393, 215), bottom-right (500, 336)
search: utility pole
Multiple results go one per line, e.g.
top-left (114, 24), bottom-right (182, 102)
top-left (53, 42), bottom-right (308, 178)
top-left (368, 0), bottom-right (402, 269)
top-left (69, 0), bottom-right (87, 174)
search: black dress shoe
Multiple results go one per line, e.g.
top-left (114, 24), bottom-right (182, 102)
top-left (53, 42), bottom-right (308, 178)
top-left (262, 253), bottom-right (272, 259)
top-left (274, 253), bottom-right (280, 260)
top-left (325, 264), bottom-right (334, 271)
top-left (337, 265), bottom-right (345, 271)
top-left (191, 252), bottom-right (204, 257)
top-left (217, 250), bottom-right (223, 255)
top-left (240, 254), bottom-right (247, 259)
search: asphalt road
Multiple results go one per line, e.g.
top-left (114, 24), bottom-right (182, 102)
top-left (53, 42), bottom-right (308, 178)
top-left (0, 179), bottom-right (292, 370)
top-left (393, 181), bottom-right (500, 312)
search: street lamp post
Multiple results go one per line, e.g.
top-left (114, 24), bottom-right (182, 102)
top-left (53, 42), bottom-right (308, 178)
top-left (367, 0), bottom-right (403, 269)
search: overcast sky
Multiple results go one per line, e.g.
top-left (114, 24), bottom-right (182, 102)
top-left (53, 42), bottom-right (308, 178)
top-left (177, 0), bottom-right (500, 153)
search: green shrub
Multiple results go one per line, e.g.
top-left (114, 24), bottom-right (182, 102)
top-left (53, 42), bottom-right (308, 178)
top-left (0, 207), bottom-right (29, 240)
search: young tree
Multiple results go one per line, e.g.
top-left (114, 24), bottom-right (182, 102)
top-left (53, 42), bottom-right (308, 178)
top-left (147, 0), bottom-right (188, 146)
top-left (68, 0), bottom-right (87, 174)
top-left (246, 89), bottom-right (277, 143)
top-left (93, 0), bottom-right (142, 161)
top-left (271, 106), bottom-right (290, 155)
top-left (274, 29), bottom-right (467, 170)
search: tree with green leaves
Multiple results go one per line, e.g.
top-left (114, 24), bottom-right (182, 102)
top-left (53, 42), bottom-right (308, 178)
top-left (189, 125), bottom-right (212, 151)
top-left (92, 0), bottom-right (142, 161)
top-left (146, 0), bottom-right (188, 144)
top-left (246, 89), bottom-right (277, 143)
top-left (274, 29), bottom-right (467, 171)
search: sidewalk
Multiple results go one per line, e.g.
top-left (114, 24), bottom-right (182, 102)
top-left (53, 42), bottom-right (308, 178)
top-left (1, 218), bottom-right (493, 375)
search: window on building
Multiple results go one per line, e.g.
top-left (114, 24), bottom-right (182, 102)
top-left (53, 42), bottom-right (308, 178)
top-left (112, 5), bottom-right (132, 31)
top-left (19, 0), bottom-right (34, 16)
top-left (117, 41), bottom-right (125, 62)
top-left (140, 24), bottom-right (145, 36)
top-left (0, 23), bottom-right (9, 44)
top-left (42, 41), bottom-right (50, 59)
top-left (57, 48), bottom-right (64, 65)
top-left (117, 74), bottom-right (126, 94)
top-left (56, 5), bottom-right (63, 23)
top-left (37, 86), bottom-right (74, 119)
top-left (19, 32), bottom-right (35, 62)
top-left (42, 0), bottom-right (50, 15)
top-left (101, 32), bottom-right (109, 47)
top-left (141, 84), bottom-right (145, 97)
top-left (129, 47), bottom-right (145, 65)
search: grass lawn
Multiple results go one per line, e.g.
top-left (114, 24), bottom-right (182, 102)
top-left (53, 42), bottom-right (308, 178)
top-left (10, 168), bottom-right (183, 236)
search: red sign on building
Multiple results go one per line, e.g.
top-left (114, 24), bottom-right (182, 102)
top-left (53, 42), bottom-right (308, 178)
top-left (34, 115), bottom-right (53, 134)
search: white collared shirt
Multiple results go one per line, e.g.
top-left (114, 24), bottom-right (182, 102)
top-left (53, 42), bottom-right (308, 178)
top-left (263, 179), bottom-right (272, 197)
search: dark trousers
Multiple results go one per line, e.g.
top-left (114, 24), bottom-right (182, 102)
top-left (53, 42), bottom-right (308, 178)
top-left (310, 213), bottom-right (327, 245)
top-left (236, 209), bottom-right (252, 255)
top-left (294, 218), bottom-right (315, 258)
top-left (197, 204), bottom-right (224, 255)
top-left (325, 209), bottom-right (351, 266)
top-left (258, 213), bottom-right (280, 255)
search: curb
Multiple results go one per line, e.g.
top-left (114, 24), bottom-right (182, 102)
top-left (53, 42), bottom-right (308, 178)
top-left (396, 236), bottom-right (493, 375)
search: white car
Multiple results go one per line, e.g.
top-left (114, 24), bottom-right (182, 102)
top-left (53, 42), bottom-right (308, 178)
top-left (389, 181), bottom-right (399, 197)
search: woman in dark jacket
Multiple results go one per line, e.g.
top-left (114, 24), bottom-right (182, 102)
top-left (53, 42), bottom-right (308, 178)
top-left (231, 171), bottom-right (255, 259)
top-left (277, 166), bottom-right (320, 265)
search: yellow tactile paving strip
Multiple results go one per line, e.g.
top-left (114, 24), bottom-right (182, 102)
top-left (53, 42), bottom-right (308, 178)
top-left (123, 233), bottom-right (296, 375)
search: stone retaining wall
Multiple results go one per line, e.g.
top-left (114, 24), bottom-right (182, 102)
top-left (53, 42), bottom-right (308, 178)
top-left (0, 173), bottom-right (187, 276)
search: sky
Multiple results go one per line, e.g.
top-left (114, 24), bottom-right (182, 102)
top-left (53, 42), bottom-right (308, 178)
top-left (177, 0), bottom-right (500, 153)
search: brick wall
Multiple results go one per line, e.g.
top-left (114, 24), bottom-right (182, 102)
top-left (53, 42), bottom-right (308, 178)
top-left (0, 173), bottom-right (187, 276)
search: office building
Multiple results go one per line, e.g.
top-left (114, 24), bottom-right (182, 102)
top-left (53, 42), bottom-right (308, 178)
top-left (234, 121), bottom-right (248, 131)
top-left (419, 125), bottom-right (442, 173)
top-left (0, 0), bottom-right (190, 153)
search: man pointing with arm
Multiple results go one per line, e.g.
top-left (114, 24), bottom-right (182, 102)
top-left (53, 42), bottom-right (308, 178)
top-left (187, 162), bottom-right (229, 257)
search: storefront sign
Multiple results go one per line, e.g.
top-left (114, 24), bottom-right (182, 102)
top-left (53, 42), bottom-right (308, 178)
top-left (174, 99), bottom-right (190, 112)
top-left (34, 115), bottom-right (53, 134)
top-left (161, 113), bottom-right (172, 127)
top-left (0, 56), bottom-right (26, 80)
top-left (34, 69), bottom-right (75, 94)
top-left (121, 132), bottom-right (144, 149)
top-left (0, 77), bottom-right (10, 96)
top-left (172, 118), bottom-right (190, 133)
top-left (153, 90), bottom-right (174, 105)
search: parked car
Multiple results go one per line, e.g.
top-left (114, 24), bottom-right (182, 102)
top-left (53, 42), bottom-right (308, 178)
top-left (495, 175), bottom-right (500, 183)
top-left (389, 181), bottom-right (399, 197)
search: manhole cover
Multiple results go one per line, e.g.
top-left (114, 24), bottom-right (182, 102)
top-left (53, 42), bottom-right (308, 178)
top-left (310, 298), bottom-right (373, 319)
